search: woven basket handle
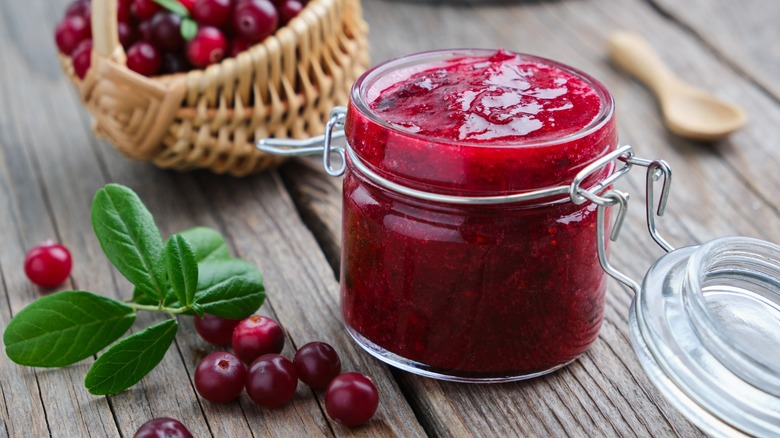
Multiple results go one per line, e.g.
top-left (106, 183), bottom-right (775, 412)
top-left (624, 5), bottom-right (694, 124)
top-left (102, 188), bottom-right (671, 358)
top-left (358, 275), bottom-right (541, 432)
top-left (92, 0), bottom-right (121, 58)
top-left (82, 0), bottom-right (186, 159)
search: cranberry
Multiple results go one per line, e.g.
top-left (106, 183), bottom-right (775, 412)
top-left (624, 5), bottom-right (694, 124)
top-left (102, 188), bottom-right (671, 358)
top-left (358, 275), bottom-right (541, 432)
top-left (229, 37), bottom-right (251, 57)
top-left (117, 0), bottom-right (132, 22)
top-left (65, 0), bottom-right (91, 19)
top-left (194, 352), bottom-right (246, 403)
top-left (137, 20), bottom-right (154, 42)
top-left (325, 373), bottom-right (379, 427)
top-left (293, 341), bottom-right (341, 390)
top-left (278, 0), bottom-right (304, 25)
top-left (232, 315), bottom-right (285, 364)
top-left (126, 41), bottom-right (162, 76)
top-left (246, 354), bottom-right (298, 408)
top-left (192, 0), bottom-right (233, 27)
top-left (55, 15), bottom-right (91, 55)
top-left (131, 0), bottom-right (162, 20)
top-left (71, 39), bottom-right (93, 80)
top-left (186, 26), bottom-right (227, 68)
top-left (194, 314), bottom-right (241, 345)
top-left (160, 52), bottom-right (192, 75)
top-left (117, 21), bottom-right (137, 49)
top-left (150, 12), bottom-right (184, 52)
top-left (232, 0), bottom-right (278, 44)
top-left (179, 0), bottom-right (196, 13)
top-left (24, 240), bottom-right (72, 288)
top-left (133, 418), bottom-right (193, 438)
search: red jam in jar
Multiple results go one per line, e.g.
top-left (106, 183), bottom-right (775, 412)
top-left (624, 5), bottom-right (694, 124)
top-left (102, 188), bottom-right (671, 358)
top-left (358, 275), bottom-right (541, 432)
top-left (342, 49), bottom-right (617, 381)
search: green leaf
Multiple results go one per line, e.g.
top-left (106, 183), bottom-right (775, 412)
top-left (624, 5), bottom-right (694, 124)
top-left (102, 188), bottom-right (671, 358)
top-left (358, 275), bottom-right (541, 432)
top-left (85, 319), bottom-right (178, 395)
top-left (131, 287), bottom-right (159, 305)
top-left (3, 291), bottom-right (135, 367)
top-left (91, 184), bottom-right (167, 302)
top-left (190, 303), bottom-right (205, 318)
top-left (193, 259), bottom-right (264, 318)
top-left (165, 234), bottom-right (198, 307)
top-left (180, 17), bottom-right (198, 41)
top-left (176, 227), bottom-right (230, 262)
top-left (152, 0), bottom-right (189, 16)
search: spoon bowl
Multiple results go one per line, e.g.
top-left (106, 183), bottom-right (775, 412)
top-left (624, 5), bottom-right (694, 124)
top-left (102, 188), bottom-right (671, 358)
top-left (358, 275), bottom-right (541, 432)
top-left (608, 31), bottom-right (747, 141)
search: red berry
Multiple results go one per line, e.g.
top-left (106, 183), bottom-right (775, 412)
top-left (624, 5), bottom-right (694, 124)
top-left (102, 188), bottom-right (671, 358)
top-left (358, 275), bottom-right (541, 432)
top-left (133, 418), bottom-right (193, 438)
top-left (24, 240), bottom-right (72, 288)
top-left (137, 20), bottom-right (154, 42)
top-left (126, 41), bottom-right (162, 76)
top-left (293, 342), bottom-right (341, 390)
top-left (192, 0), bottom-right (233, 27)
top-left (117, 0), bottom-right (131, 22)
top-left (325, 373), bottom-right (379, 427)
top-left (228, 37), bottom-right (251, 57)
top-left (278, 0), bottom-right (304, 25)
top-left (55, 16), bottom-right (92, 55)
top-left (65, 0), bottom-right (91, 19)
top-left (194, 314), bottom-right (241, 345)
top-left (131, 0), bottom-right (162, 20)
top-left (71, 39), bottom-right (93, 80)
top-left (150, 12), bottom-right (185, 52)
top-left (194, 352), bottom-right (246, 403)
top-left (232, 0), bottom-right (278, 44)
top-left (179, 0), bottom-right (196, 13)
top-left (117, 21), bottom-right (137, 49)
top-left (232, 315), bottom-right (285, 364)
top-left (246, 354), bottom-right (298, 408)
top-left (160, 52), bottom-right (192, 75)
top-left (186, 26), bottom-right (227, 68)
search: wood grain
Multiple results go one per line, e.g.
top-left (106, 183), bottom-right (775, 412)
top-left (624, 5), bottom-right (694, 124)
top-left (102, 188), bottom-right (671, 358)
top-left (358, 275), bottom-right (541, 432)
top-left (1, 0), bottom-right (423, 435)
top-left (2, 0), bottom-right (779, 436)
top-left (280, 0), bottom-right (780, 436)
top-left (650, 0), bottom-right (780, 100)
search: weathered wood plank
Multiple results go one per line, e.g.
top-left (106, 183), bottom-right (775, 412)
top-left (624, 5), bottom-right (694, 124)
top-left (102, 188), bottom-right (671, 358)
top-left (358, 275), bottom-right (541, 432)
top-left (281, 0), bottom-right (780, 436)
top-left (84, 60), bottom-right (426, 438)
top-left (0, 3), bottom-right (120, 437)
top-left (650, 0), bottom-right (780, 100)
top-left (1, 0), bottom-right (427, 432)
top-left (2, 0), bottom-right (778, 436)
top-left (186, 170), bottom-right (427, 436)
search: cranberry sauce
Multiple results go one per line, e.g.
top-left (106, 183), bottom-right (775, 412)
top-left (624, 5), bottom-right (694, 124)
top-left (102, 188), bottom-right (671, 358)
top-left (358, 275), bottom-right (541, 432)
top-left (342, 50), bottom-right (617, 378)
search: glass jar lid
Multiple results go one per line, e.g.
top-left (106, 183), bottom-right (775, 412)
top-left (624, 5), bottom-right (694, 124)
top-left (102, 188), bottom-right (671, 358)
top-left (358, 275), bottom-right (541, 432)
top-left (630, 236), bottom-right (780, 437)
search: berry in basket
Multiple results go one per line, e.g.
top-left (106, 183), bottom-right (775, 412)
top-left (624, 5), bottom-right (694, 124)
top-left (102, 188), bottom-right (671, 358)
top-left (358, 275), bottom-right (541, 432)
top-left (54, 0), bottom-right (368, 176)
top-left (54, 0), bottom-right (308, 79)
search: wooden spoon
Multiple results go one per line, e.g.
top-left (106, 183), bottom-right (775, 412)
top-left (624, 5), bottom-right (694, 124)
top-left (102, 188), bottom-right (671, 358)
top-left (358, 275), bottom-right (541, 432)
top-left (608, 31), bottom-right (747, 141)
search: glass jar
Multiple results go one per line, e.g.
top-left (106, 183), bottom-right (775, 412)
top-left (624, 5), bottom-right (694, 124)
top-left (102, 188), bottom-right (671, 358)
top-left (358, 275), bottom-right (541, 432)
top-left (257, 47), bottom-right (780, 430)
top-left (630, 236), bottom-right (780, 436)
top-left (340, 49), bottom-right (617, 381)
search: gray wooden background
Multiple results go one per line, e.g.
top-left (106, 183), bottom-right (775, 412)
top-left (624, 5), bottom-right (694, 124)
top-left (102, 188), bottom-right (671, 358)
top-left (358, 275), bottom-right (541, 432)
top-left (2, 0), bottom-right (778, 436)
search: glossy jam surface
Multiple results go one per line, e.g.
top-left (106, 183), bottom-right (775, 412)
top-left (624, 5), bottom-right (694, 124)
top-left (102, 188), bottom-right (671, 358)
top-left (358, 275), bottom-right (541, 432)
top-left (369, 50), bottom-right (600, 144)
top-left (342, 50), bottom-right (616, 378)
top-left (347, 51), bottom-right (615, 197)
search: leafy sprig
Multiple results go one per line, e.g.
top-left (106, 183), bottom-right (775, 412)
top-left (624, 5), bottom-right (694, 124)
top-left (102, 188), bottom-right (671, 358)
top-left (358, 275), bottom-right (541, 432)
top-left (3, 184), bottom-right (265, 395)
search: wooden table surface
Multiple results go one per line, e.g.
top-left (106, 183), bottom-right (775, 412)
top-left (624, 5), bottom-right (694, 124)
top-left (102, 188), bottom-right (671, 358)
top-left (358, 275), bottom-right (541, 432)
top-left (2, 0), bottom-right (779, 436)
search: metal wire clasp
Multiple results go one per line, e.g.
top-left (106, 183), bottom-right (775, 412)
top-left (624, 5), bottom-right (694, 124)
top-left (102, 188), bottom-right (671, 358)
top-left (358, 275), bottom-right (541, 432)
top-left (257, 106), bottom-right (348, 177)
top-left (589, 152), bottom-right (674, 294)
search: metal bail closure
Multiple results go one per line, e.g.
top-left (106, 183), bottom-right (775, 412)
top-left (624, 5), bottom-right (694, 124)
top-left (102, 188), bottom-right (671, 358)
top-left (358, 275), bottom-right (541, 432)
top-left (592, 153), bottom-right (675, 294)
top-left (257, 106), bottom-right (348, 177)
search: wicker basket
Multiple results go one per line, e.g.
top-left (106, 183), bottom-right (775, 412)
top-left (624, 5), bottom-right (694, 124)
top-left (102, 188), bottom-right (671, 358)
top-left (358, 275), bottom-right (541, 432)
top-left (59, 0), bottom-right (369, 176)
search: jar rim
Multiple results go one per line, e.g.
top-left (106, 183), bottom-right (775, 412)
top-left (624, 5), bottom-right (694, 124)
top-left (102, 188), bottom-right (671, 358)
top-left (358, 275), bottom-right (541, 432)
top-left (350, 48), bottom-right (615, 149)
top-left (684, 236), bottom-right (780, 391)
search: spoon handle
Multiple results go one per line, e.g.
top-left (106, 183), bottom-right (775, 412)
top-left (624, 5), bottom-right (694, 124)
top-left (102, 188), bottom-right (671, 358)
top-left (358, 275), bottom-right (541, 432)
top-left (608, 31), bottom-right (681, 97)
